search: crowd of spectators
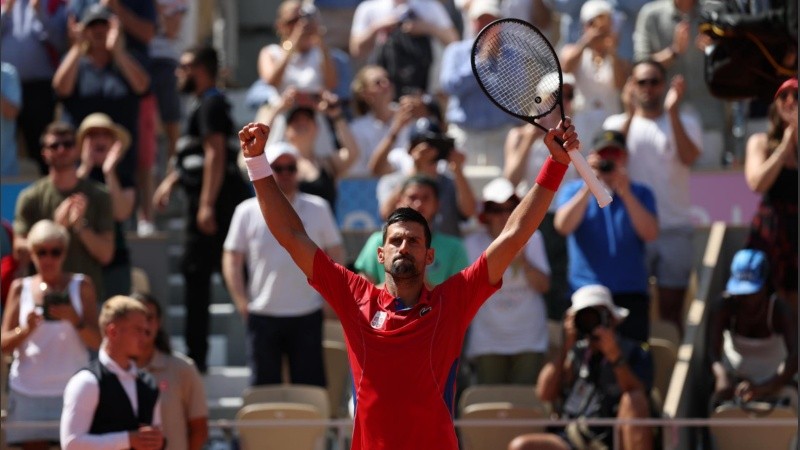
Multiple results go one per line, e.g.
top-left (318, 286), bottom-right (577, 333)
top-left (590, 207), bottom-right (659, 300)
top-left (0, 0), bottom-right (796, 448)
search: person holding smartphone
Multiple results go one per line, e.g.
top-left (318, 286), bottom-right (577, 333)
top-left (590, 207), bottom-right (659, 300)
top-left (0, 219), bottom-right (101, 449)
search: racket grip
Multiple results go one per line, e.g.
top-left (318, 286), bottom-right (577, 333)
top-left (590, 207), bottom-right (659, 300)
top-left (567, 150), bottom-right (613, 208)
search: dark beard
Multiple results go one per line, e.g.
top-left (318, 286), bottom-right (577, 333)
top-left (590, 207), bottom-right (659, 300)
top-left (180, 77), bottom-right (196, 94)
top-left (388, 257), bottom-right (419, 279)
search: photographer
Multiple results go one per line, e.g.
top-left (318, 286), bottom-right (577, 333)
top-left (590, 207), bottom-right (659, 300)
top-left (1, 219), bottom-right (101, 449)
top-left (509, 284), bottom-right (654, 450)
top-left (377, 118), bottom-right (476, 237)
top-left (554, 130), bottom-right (658, 343)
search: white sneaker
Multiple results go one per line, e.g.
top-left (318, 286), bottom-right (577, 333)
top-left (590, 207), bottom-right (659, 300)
top-left (137, 220), bottom-right (156, 237)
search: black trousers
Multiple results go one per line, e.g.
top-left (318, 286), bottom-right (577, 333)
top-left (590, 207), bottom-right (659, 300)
top-left (182, 179), bottom-right (249, 370)
top-left (247, 309), bottom-right (327, 387)
top-left (18, 80), bottom-right (56, 174)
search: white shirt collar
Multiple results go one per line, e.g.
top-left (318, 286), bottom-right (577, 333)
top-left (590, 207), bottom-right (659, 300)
top-left (99, 347), bottom-right (139, 380)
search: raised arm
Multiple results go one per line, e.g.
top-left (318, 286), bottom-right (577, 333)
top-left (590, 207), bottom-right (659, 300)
top-left (484, 119), bottom-right (577, 284)
top-left (239, 123), bottom-right (320, 278)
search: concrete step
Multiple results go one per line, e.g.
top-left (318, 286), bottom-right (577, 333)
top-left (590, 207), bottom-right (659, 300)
top-left (166, 304), bottom-right (247, 366)
top-left (202, 365), bottom-right (250, 420)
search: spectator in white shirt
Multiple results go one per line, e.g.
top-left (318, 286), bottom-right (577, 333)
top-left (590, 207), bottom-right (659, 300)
top-left (60, 295), bottom-right (164, 450)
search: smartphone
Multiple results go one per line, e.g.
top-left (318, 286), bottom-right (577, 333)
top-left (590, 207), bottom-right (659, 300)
top-left (42, 291), bottom-right (71, 321)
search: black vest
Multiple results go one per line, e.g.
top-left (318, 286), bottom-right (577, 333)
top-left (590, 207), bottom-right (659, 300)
top-left (85, 359), bottom-right (160, 435)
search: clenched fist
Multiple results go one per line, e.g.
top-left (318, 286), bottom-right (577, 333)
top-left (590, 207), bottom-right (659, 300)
top-left (238, 122), bottom-right (270, 158)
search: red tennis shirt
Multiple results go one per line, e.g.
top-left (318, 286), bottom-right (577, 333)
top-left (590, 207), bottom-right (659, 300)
top-left (309, 249), bottom-right (501, 450)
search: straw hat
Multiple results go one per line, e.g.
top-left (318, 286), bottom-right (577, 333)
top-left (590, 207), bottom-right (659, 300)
top-left (77, 113), bottom-right (131, 152)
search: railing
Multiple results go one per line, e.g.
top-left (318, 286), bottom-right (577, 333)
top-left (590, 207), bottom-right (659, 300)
top-left (6, 416), bottom-right (797, 450)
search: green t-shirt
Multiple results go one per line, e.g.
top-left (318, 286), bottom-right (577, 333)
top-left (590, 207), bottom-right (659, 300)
top-left (14, 178), bottom-right (114, 299)
top-left (353, 230), bottom-right (470, 287)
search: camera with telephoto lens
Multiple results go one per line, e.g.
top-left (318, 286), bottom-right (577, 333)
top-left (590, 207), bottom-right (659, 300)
top-left (427, 136), bottom-right (454, 161)
top-left (574, 307), bottom-right (610, 338)
top-left (42, 291), bottom-right (71, 321)
top-left (598, 159), bottom-right (616, 173)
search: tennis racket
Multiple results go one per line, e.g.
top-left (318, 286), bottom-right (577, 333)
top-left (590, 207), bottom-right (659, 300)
top-left (471, 18), bottom-right (613, 208)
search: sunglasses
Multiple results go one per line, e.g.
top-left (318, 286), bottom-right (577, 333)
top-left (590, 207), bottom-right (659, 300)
top-left (44, 140), bottom-right (75, 150)
top-left (34, 247), bottom-right (64, 258)
top-left (271, 164), bottom-right (298, 174)
top-left (635, 78), bottom-right (663, 87)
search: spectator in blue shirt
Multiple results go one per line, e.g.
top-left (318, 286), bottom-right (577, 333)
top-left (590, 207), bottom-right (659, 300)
top-left (1, 62), bottom-right (22, 177)
top-left (439, 0), bottom-right (519, 168)
top-left (554, 130), bottom-right (659, 343)
top-left (0, 0), bottom-right (68, 174)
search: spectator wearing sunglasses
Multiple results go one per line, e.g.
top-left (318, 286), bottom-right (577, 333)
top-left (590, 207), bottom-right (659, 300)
top-left (742, 78), bottom-right (798, 313)
top-left (13, 122), bottom-right (115, 301)
top-left (603, 59), bottom-right (701, 338)
top-left (223, 142), bottom-right (344, 387)
top-left (1, 219), bottom-right (101, 449)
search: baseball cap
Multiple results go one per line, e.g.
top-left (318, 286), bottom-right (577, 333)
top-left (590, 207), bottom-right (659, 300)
top-left (468, 0), bottom-right (501, 20)
top-left (286, 105), bottom-right (316, 123)
top-left (482, 177), bottom-right (518, 204)
top-left (591, 129), bottom-right (626, 152)
top-left (265, 141), bottom-right (300, 164)
top-left (774, 77), bottom-right (798, 100)
top-left (81, 4), bottom-right (112, 26)
top-left (568, 284), bottom-right (629, 322)
top-left (726, 249), bottom-right (768, 295)
top-left (580, 0), bottom-right (613, 24)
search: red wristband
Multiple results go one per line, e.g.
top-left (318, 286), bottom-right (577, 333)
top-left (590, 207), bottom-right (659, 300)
top-left (535, 157), bottom-right (568, 191)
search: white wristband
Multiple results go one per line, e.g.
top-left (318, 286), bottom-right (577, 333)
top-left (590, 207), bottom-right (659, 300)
top-left (244, 153), bottom-right (272, 181)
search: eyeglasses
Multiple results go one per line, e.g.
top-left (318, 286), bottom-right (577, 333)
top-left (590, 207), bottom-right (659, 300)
top-left (635, 78), bottom-right (663, 87)
top-left (271, 164), bottom-right (298, 174)
top-left (34, 247), bottom-right (64, 258)
top-left (44, 140), bottom-right (75, 150)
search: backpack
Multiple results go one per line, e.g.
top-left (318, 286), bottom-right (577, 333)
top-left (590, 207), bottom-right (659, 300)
top-left (370, 17), bottom-right (433, 98)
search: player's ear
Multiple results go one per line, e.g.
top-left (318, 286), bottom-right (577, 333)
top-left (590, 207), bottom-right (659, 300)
top-left (377, 246), bottom-right (385, 264)
top-left (425, 248), bottom-right (434, 266)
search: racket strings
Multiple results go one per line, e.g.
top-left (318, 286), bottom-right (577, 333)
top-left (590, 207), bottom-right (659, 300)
top-left (473, 21), bottom-right (562, 119)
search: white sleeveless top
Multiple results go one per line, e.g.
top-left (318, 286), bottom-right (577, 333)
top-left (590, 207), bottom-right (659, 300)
top-left (573, 49), bottom-right (622, 140)
top-left (265, 44), bottom-right (325, 93)
top-left (722, 296), bottom-right (788, 384)
top-left (10, 274), bottom-right (90, 397)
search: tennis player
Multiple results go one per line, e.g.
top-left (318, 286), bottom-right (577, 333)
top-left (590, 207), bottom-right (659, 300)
top-left (238, 119), bottom-right (578, 449)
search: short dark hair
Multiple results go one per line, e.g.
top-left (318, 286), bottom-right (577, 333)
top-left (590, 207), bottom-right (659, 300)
top-left (400, 174), bottom-right (439, 200)
top-left (186, 45), bottom-right (219, 80)
top-left (632, 58), bottom-right (667, 79)
top-left (382, 207), bottom-right (432, 248)
top-left (40, 122), bottom-right (75, 146)
top-left (130, 292), bottom-right (173, 355)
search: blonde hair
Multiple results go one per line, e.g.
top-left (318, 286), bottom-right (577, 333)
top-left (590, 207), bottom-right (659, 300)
top-left (27, 219), bottom-right (70, 249)
top-left (351, 65), bottom-right (386, 116)
top-left (99, 295), bottom-right (148, 336)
